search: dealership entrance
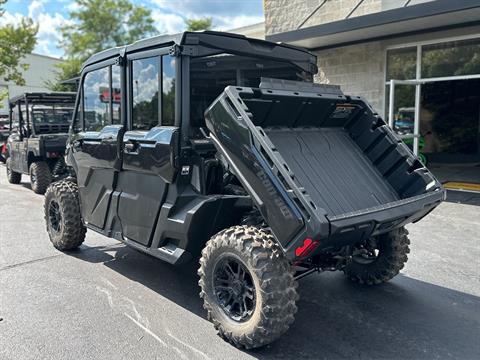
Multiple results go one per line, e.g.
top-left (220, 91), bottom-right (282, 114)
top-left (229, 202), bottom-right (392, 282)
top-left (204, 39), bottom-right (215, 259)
top-left (386, 37), bottom-right (480, 191)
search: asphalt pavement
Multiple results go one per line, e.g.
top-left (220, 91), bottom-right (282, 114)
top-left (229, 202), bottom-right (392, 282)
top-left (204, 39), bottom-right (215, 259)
top-left (1, 165), bottom-right (479, 359)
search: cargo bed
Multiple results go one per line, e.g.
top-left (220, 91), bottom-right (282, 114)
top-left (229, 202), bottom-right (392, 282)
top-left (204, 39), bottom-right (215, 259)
top-left (266, 127), bottom-right (399, 217)
top-left (205, 81), bottom-right (445, 259)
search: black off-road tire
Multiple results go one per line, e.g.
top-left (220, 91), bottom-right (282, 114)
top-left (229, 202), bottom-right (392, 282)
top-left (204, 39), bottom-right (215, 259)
top-left (44, 180), bottom-right (86, 251)
top-left (30, 161), bottom-right (52, 194)
top-left (6, 157), bottom-right (21, 184)
top-left (198, 225), bottom-right (298, 349)
top-left (344, 227), bottom-right (410, 285)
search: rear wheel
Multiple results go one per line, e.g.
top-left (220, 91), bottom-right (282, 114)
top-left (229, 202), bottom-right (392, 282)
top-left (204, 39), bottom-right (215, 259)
top-left (344, 227), bottom-right (410, 285)
top-left (6, 157), bottom-right (21, 184)
top-left (198, 225), bottom-right (298, 349)
top-left (44, 180), bottom-right (86, 251)
top-left (30, 161), bottom-right (51, 194)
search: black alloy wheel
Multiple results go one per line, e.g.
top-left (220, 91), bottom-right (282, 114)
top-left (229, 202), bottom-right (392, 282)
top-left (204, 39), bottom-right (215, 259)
top-left (213, 255), bottom-right (256, 322)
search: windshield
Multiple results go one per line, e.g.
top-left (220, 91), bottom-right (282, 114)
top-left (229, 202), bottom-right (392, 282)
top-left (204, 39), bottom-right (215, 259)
top-left (190, 53), bottom-right (313, 128)
top-left (19, 104), bottom-right (75, 135)
top-left (30, 106), bottom-right (74, 125)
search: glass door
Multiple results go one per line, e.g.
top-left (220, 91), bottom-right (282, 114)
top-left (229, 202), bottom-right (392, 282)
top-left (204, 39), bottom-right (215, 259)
top-left (388, 79), bottom-right (422, 158)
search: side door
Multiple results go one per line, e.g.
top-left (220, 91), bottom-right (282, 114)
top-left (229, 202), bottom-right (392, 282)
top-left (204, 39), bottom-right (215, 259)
top-left (69, 59), bottom-right (124, 231)
top-left (115, 50), bottom-right (179, 247)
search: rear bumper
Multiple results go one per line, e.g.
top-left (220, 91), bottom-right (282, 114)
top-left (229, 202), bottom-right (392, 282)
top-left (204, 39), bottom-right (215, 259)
top-left (283, 188), bottom-right (445, 260)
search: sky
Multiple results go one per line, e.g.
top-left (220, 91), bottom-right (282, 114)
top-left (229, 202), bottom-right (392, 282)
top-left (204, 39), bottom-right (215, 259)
top-left (0, 0), bottom-right (264, 58)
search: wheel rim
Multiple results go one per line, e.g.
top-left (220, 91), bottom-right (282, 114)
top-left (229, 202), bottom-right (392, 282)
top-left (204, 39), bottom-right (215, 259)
top-left (213, 256), bottom-right (256, 322)
top-left (48, 200), bottom-right (62, 234)
top-left (31, 169), bottom-right (36, 185)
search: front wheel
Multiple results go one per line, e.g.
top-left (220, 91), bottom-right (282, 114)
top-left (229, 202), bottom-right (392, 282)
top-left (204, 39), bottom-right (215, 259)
top-left (6, 157), bottom-right (21, 184)
top-left (198, 225), bottom-right (298, 349)
top-left (44, 180), bottom-right (86, 251)
top-left (344, 227), bottom-right (410, 285)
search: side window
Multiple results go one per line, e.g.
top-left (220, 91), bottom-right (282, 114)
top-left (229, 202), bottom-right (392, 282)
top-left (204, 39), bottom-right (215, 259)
top-left (132, 57), bottom-right (159, 130)
top-left (162, 56), bottom-right (175, 126)
top-left (84, 67), bottom-right (110, 131)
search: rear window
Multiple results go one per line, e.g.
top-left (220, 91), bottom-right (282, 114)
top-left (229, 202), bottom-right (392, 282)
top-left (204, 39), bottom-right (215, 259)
top-left (190, 54), bottom-right (312, 127)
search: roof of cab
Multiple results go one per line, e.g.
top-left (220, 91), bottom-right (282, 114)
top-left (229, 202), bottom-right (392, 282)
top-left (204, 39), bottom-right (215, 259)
top-left (82, 31), bottom-right (316, 71)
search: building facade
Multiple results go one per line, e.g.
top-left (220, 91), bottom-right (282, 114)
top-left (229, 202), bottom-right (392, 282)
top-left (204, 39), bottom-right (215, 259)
top-left (265, 0), bottom-right (480, 113)
top-left (0, 53), bottom-right (62, 115)
top-left (265, 0), bottom-right (480, 184)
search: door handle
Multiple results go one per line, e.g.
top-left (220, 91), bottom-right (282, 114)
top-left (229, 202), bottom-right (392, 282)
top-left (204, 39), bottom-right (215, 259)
top-left (124, 140), bottom-right (138, 153)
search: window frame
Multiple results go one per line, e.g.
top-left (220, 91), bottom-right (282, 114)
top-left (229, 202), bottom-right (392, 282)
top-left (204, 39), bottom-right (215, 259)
top-left (73, 57), bottom-right (121, 132)
top-left (126, 47), bottom-right (176, 131)
top-left (383, 33), bottom-right (480, 118)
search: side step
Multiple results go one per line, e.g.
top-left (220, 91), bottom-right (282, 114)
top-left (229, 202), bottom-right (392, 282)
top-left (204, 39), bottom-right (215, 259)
top-left (122, 237), bottom-right (192, 265)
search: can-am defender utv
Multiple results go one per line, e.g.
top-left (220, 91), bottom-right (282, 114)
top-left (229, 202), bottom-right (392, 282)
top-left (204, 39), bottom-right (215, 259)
top-left (44, 32), bottom-right (445, 348)
top-left (5, 92), bottom-right (76, 194)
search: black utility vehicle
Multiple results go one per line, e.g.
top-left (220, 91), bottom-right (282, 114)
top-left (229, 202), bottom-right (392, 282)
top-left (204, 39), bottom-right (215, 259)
top-left (5, 92), bottom-right (76, 194)
top-left (44, 32), bottom-right (445, 348)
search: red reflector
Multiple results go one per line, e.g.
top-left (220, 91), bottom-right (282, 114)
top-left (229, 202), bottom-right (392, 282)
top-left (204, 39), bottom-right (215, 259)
top-left (295, 238), bottom-right (319, 257)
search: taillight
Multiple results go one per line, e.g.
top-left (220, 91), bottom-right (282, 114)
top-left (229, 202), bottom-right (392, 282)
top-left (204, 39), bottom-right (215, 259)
top-left (295, 238), bottom-right (319, 258)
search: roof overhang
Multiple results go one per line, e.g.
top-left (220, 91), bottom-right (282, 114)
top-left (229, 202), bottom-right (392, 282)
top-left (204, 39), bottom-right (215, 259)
top-left (266, 0), bottom-right (480, 50)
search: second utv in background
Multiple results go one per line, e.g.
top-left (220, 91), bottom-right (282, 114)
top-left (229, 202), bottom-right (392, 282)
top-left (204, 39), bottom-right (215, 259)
top-left (5, 92), bottom-right (76, 194)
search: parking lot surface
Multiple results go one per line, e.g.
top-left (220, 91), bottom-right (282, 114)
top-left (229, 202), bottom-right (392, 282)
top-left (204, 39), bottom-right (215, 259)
top-left (1, 166), bottom-right (479, 359)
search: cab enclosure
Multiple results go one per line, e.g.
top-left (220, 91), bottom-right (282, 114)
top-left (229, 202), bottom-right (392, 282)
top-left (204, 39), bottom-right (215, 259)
top-left (64, 31), bottom-right (443, 265)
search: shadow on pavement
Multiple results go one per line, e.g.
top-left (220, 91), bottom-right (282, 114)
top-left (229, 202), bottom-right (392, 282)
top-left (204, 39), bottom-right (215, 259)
top-left (71, 243), bottom-right (480, 360)
top-left (445, 189), bottom-right (480, 206)
top-left (20, 181), bottom-right (32, 191)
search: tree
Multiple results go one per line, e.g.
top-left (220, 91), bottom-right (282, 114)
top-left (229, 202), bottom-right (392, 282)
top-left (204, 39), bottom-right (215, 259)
top-left (185, 17), bottom-right (212, 31)
top-left (47, 59), bottom-right (83, 92)
top-left (0, 0), bottom-right (37, 105)
top-left (50, 0), bottom-right (157, 91)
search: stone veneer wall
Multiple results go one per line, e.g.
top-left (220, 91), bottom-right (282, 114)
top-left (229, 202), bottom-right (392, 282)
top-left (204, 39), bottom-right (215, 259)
top-left (314, 42), bottom-right (386, 113)
top-left (264, 0), bottom-right (386, 113)
top-left (265, 0), bottom-right (383, 35)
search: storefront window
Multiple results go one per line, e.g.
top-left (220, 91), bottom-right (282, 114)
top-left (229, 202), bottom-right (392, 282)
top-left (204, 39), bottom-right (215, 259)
top-left (385, 84), bottom-right (416, 133)
top-left (421, 38), bottom-right (480, 78)
top-left (386, 47), bottom-right (417, 80)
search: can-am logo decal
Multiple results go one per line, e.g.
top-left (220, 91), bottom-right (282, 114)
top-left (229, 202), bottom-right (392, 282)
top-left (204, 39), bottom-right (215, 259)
top-left (256, 168), bottom-right (293, 220)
